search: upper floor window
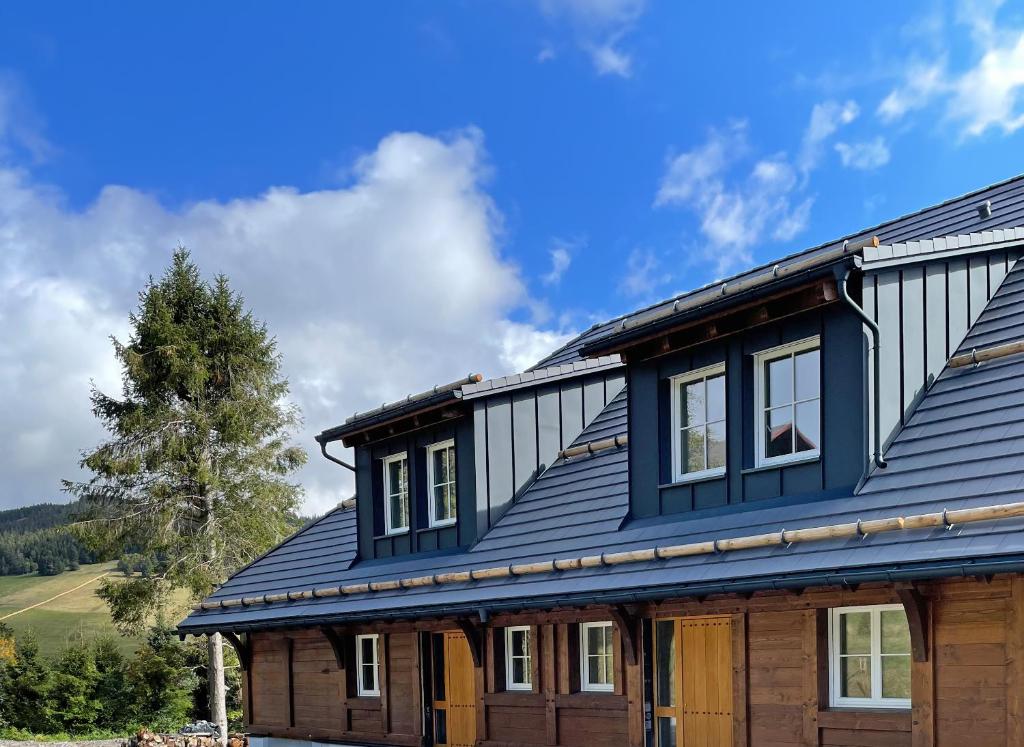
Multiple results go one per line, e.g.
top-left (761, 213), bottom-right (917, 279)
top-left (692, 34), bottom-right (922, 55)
top-left (670, 364), bottom-right (726, 482)
top-left (356, 634), bottom-right (381, 696)
top-left (427, 440), bottom-right (457, 527)
top-left (754, 337), bottom-right (820, 467)
top-left (829, 605), bottom-right (911, 708)
top-left (504, 626), bottom-right (532, 691)
top-left (382, 452), bottom-right (409, 535)
top-left (580, 621), bottom-right (614, 692)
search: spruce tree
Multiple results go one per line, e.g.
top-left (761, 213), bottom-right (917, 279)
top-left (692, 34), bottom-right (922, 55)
top-left (66, 248), bottom-right (306, 742)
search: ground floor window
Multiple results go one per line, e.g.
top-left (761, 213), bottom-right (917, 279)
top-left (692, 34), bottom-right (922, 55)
top-left (829, 605), bottom-right (911, 708)
top-left (580, 621), bottom-right (614, 692)
top-left (356, 633), bottom-right (380, 696)
top-left (653, 616), bottom-right (734, 747)
top-left (505, 626), bottom-right (532, 690)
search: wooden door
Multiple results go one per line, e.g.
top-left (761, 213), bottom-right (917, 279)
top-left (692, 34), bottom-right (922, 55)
top-left (654, 615), bottom-right (733, 747)
top-left (431, 631), bottom-right (476, 747)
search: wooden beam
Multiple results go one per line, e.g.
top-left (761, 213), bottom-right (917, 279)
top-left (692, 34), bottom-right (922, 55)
top-left (456, 618), bottom-right (483, 668)
top-left (896, 585), bottom-right (930, 662)
top-left (319, 626), bottom-right (347, 670)
top-left (609, 605), bottom-right (638, 667)
top-left (221, 631), bottom-right (252, 671)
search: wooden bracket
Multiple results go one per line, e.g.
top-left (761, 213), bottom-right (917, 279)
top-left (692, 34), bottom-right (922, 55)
top-left (896, 585), bottom-right (930, 662)
top-left (609, 605), bottom-right (639, 667)
top-left (320, 626), bottom-right (347, 670)
top-left (221, 631), bottom-right (252, 671)
top-left (456, 619), bottom-right (483, 668)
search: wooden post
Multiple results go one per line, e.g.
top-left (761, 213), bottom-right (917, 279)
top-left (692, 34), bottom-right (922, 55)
top-left (731, 613), bottom-right (748, 747)
top-left (1008, 577), bottom-right (1024, 745)
top-left (543, 624), bottom-right (558, 745)
top-left (800, 609), bottom-right (822, 746)
top-left (626, 617), bottom-right (644, 747)
top-left (286, 637), bottom-right (295, 728)
top-left (410, 632), bottom-right (423, 739)
top-left (379, 634), bottom-right (390, 734)
top-left (912, 595), bottom-right (935, 747)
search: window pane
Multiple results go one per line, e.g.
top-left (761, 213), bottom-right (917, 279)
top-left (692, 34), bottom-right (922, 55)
top-left (388, 458), bottom-right (406, 495)
top-left (587, 654), bottom-right (601, 685)
top-left (390, 492), bottom-right (407, 529)
top-left (882, 655), bottom-right (911, 699)
top-left (434, 709), bottom-right (447, 744)
top-left (655, 620), bottom-right (676, 707)
top-left (881, 610), bottom-right (911, 654)
top-left (432, 634), bottom-right (445, 700)
top-left (515, 629), bottom-right (528, 657)
top-left (841, 655), bottom-right (872, 698)
top-left (512, 658), bottom-right (526, 684)
top-left (362, 663), bottom-right (375, 693)
top-left (707, 420), bottom-right (726, 469)
top-left (794, 400), bottom-right (820, 453)
top-left (587, 625), bottom-right (603, 655)
top-left (765, 355), bottom-right (793, 409)
top-left (766, 406), bottom-right (794, 458)
top-left (681, 426), bottom-right (706, 473)
top-left (794, 348), bottom-right (820, 401)
top-left (657, 716), bottom-right (677, 747)
top-left (840, 612), bottom-right (871, 655)
top-left (706, 374), bottom-right (725, 422)
top-left (683, 380), bottom-right (706, 427)
top-left (361, 636), bottom-right (376, 664)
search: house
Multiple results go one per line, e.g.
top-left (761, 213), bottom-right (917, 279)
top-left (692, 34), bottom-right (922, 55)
top-left (178, 174), bottom-right (1024, 747)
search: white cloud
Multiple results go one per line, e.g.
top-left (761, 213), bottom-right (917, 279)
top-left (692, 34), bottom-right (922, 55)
top-left (0, 127), bottom-right (571, 515)
top-left (541, 238), bottom-right (576, 285)
top-left (539, 0), bottom-right (645, 77)
top-left (655, 119), bottom-right (821, 275)
top-left (799, 100), bottom-right (858, 174)
top-left (878, 2), bottom-right (1024, 138)
top-left (835, 137), bottom-right (891, 170)
top-left (619, 247), bottom-right (665, 298)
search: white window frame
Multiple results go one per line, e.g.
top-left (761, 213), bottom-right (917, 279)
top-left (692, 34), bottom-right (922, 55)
top-left (580, 621), bottom-right (615, 693)
top-left (427, 439), bottom-right (457, 528)
top-left (504, 626), bottom-right (533, 691)
top-left (828, 605), bottom-right (912, 709)
top-left (382, 452), bottom-right (409, 535)
top-left (355, 634), bottom-right (380, 697)
top-left (669, 362), bottom-right (727, 483)
top-left (753, 336), bottom-right (821, 468)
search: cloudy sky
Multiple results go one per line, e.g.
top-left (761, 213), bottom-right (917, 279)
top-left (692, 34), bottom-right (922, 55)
top-left (3, 1), bottom-right (1024, 514)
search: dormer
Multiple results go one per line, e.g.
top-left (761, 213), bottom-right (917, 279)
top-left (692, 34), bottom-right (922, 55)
top-left (317, 359), bottom-right (625, 561)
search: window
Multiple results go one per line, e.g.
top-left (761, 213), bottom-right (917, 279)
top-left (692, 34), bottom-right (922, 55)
top-left (580, 621), bottom-right (614, 692)
top-left (505, 626), bottom-right (532, 690)
top-left (382, 452), bottom-right (409, 535)
top-left (356, 634), bottom-right (380, 696)
top-left (829, 605), bottom-right (911, 708)
top-left (427, 440), bottom-right (457, 527)
top-left (670, 364), bottom-right (726, 482)
top-left (754, 337), bottom-right (821, 467)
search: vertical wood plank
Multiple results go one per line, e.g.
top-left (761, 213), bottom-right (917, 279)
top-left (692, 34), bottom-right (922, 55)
top-left (800, 610), bottom-right (819, 746)
top-left (613, 625), bottom-right (624, 696)
top-left (731, 613), bottom-right (748, 747)
top-left (543, 624), bottom-right (558, 745)
top-left (1008, 577), bottom-right (1024, 745)
top-left (912, 598), bottom-right (935, 747)
top-left (379, 634), bottom-right (390, 734)
top-left (485, 627), bottom-right (497, 693)
top-left (475, 651), bottom-right (487, 743)
top-left (410, 632), bottom-right (423, 738)
top-left (286, 637), bottom-right (295, 728)
top-left (627, 619), bottom-right (644, 747)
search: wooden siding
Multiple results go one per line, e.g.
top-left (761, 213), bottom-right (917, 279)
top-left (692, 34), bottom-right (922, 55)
top-left (864, 251), bottom-right (1019, 453)
top-left (241, 575), bottom-right (1022, 747)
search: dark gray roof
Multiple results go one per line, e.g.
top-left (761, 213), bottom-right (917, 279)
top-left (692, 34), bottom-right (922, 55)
top-left (529, 319), bottom-right (622, 369)
top-left (582, 173), bottom-right (1024, 357)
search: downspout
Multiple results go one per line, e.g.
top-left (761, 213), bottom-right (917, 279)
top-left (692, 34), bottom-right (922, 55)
top-left (836, 266), bottom-right (888, 472)
top-left (316, 436), bottom-right (356, 472)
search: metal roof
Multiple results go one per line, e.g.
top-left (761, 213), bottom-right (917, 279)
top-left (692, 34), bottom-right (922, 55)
top-left (460, 355), bottom-right (622, 400)
top-left (581, 173), bottom-right (1024, 357)
top-left (862, 227), bottom-right (1024, 270)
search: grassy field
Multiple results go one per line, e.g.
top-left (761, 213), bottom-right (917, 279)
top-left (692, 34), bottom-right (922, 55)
top-left (0, 562), bottom-right (146, 656)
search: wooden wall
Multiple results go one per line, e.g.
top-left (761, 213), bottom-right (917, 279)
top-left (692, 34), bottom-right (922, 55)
top-left (239, 575), bottom-right (1024, 747)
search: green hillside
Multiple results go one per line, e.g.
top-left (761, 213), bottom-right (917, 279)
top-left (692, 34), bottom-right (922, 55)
top-left (0, 561), bottom-right (141, 656)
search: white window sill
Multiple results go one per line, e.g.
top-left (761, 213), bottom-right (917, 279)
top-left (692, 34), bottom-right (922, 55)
top-left (425, 519), bottom-right (457, 530)
top-left (376, 529), bottom-right (410, 539)
top-left (744, 453), bottom-right (820, 474)
top-left (663, 467), bottom-right (726, 487)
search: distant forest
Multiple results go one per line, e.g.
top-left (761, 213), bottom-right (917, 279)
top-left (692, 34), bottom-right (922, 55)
top-left (0, 501), bottom-right (317, 578)
top-left (0, 502), bottom-right (97, 576)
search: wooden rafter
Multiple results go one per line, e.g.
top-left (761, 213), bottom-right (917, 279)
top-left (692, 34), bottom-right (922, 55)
top-left (896, 584), bottom-right (930, 662)
top-left (455, 618), bottom-right (483, 668)
top-left (609, 605), bottom-right (638, 667)
top-left (319, 625), bottom-right (347, 670)
top-left (221, 631), bottom-right (252, 671)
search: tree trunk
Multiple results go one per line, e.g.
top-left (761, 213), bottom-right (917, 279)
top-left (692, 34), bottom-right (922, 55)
top-left (208, 632), bottom-right (228, 747)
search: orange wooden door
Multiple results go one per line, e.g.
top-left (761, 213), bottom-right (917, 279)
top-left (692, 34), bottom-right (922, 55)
top-left (654, 615), bottom-right (733, 747)
top-left (433, 631), bottom-right (476, 747)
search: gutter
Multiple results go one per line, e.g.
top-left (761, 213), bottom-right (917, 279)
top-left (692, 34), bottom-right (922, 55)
top-left (836, 265), bottom-right (887, 472)
top-left (178, 552), bottom-right (1024, 635)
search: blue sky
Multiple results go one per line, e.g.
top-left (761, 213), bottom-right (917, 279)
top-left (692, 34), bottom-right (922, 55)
top-left (3, 1), bottom-right (1024, 512)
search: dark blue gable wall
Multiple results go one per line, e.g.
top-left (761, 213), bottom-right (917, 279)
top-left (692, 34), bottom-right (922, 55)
top-left (354, 416), bottom-right (476, 560)
top-left (628, 303), bottom-right (866, 518)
